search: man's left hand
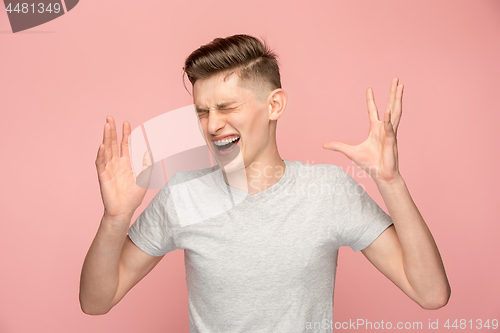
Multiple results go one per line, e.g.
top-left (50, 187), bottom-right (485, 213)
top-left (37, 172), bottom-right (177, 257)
top-left (323, 77), bottom-right (404, 186)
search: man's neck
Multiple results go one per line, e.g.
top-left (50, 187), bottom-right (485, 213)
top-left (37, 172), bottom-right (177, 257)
top-left (223, 154), bottom-right (286, 196)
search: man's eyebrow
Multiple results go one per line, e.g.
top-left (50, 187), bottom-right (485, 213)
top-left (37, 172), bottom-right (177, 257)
top-left (195, 101), bottom-right (239, 112)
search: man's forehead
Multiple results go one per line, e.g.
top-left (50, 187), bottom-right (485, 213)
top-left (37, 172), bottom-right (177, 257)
top-left (193, 80), bottom-right (247, 110)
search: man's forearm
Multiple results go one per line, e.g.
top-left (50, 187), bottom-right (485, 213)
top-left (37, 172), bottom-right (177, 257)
top-left (79, 214), bottom-right (131, 315)
top-left (376, 175), bottom-right (451, 308)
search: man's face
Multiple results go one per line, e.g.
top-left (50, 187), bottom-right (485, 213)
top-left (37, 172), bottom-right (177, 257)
top-left (193, 71), bottom-right (272, 171)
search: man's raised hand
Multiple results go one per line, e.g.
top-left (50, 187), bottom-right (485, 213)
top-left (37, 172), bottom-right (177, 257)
top-left (95, 116), bottom-right (153, 220)
top-left (322, 77), bottom-right (404, 185)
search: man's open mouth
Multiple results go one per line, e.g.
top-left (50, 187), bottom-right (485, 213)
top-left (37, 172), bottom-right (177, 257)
top-left (213, 136), bottom-right (240, 152)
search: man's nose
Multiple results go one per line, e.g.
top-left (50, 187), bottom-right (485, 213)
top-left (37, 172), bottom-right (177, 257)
top-left (207, 110), bottom-right (225, 134)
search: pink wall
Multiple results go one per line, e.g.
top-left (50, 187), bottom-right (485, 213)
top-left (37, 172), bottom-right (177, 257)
top-left (1, 0), bottom-right (499, 332)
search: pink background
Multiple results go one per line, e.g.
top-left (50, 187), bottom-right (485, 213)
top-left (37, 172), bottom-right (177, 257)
top-left (1, 0), bottom-right (499, 332)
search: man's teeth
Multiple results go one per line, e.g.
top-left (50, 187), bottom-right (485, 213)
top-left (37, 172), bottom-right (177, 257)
top-left (213, 136), bottom-right (240, 146)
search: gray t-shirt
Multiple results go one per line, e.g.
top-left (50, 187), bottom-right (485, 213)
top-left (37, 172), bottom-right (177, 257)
top-left (128, 159), bottom-right (393, 332)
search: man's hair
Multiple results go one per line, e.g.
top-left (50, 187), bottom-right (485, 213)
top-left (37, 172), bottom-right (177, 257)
top-left (182, 34), bottom-right (281, 99)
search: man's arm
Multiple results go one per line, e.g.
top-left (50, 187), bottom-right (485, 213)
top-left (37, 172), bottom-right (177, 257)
top-left (323, 78), bottom-right (450, 309)
top-left (79, 213), bottom-right (165, 315)
top-left (361, 175), bottom-right (451, 309)
top-left (80, 116), bottom-right (161, 315)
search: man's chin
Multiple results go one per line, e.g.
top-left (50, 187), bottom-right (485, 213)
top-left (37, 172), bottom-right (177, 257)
top-left (218, 150), bottom-right (245, 174)
top-left (211, 143), bottom-right (244, 173)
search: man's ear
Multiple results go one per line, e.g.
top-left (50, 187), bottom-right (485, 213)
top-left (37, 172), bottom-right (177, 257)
top-left (268, 89), bottom-right (287, 121)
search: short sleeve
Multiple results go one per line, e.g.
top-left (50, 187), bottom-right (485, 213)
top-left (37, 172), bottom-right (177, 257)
top-left (127, 184), bottom-right (177, 257)
top-left (333, 166), bottom-right (393, 252)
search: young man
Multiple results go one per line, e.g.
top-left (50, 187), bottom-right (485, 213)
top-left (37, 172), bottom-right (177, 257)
top-left (80, 34), bottom-right (450, 332)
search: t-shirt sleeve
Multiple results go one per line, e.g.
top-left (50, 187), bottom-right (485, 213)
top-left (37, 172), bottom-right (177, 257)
top-left (333, 166), bottom-right (393, 252)
top-left (127, 184), bottom-right (177, 257)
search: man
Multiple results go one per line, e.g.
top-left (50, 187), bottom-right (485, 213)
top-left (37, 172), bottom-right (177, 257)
top-left (80, 34), bottom-right (450, 332)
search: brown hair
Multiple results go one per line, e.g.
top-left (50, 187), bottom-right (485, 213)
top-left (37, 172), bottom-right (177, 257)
top-left (182, 34), bottom-right (281, 99)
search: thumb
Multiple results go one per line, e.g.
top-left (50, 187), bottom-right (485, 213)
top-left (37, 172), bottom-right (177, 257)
top-left (136, 148), bottom-right (154, 189)
top-left (322, 141), bottom-right (355, 158)
top-left (141, 148), bottom-right (153, 172)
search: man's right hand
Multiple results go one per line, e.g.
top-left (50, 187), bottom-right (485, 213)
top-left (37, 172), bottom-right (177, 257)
top-left (95, 116), bottom-right (153, 222)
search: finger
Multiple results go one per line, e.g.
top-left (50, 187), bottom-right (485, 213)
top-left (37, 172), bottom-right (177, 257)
top-left (384, 108), bottom-right (396, 140)
top-left (366, 87), bottom-right (380, 123)
top-left (103, 122), bottom-right (112, 164)
top-left (392, 84), bottom-right (404, 133)
top-left (387, 77), bottom-right (399, 113)
top-left (95, 143), bottom-right (106, 175)
top-left (108, 116), bottom-right (119, 158)
top-left (120, 121), bottom-right (131, 158)
top-left (323, 141), bottom-right (356, 160)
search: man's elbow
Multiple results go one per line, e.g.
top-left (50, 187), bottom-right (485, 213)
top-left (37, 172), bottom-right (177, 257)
top-left (419, 287), bottom-right (451, 310)
top-left (80, 301), bottom-right (112, 316)
top-left (81, 306), bottom-right (111, 316)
